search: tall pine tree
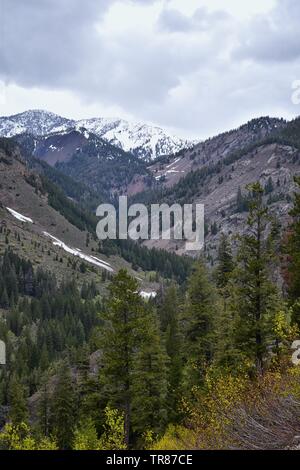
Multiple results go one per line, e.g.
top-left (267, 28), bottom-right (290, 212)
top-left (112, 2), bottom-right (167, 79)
top-left (50, 361), bottom-right (77, 449)
top-left (233, 182), bottom-right (279, 374)
top-left (182, 261), bottom-right (217, 391)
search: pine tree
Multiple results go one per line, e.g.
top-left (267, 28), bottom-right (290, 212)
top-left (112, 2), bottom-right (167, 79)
top-left (37, 374), bottom-right (51, 437)
top-left (182, 261), bottom-right (217, 391)
top-left (158, 286), bottom-right (183, 421)
top-left (131, 306), bottom-right (168, 438)
top-left (0, 287), bottom-right (9, 308)
top-left (213, 234), bottom-right (239, 369)
top-left (99, 270), bottom-right (146, 447)
top-left (233, 182), bottom-right (279, 374)
top-left (159, 285), bottom-right (178, 332)
top-left (8, 376), bottom-right (28, 425)
top-left (99, 270), bottom-right (169, 446)
top-left (50, 361), bottom-right (77, 449)
top-left (215, 234), bottom-right (234, 289)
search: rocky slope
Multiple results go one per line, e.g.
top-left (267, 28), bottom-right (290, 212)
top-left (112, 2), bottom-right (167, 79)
top-left (147, 117), bottom-right (287, 187)
top-left (13, 128), bottom-right (152, 198)
top-left (0, 138), bottom-right (158, 293)
top-left (130, 117), bottom-right (300, 261)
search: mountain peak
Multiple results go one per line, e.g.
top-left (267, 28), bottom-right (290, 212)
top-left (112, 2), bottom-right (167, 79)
top-left (0, 109), bottom-right (190, 160)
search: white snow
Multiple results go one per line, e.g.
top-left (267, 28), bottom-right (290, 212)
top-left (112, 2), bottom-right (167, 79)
top-left (268, 155), bottom-right (276, 164)
top-left (166, 157), bottom-right (181, 169)
top-left (140, 291), bottom-right (157, 300)
top-left (43, 232), bottom-right (114, 272)
top-left (0, 110), bottom-right (191, 161)
top-left (6, 207), bottom-right (33, 223)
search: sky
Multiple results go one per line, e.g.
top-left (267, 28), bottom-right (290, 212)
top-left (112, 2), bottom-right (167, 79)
top-left (0, 0), bottom-right (300, 140)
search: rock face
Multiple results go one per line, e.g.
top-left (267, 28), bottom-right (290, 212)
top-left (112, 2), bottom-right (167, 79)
top-left (0, 110), bottom-right (191, 161)
top-left (148, 117), bottom-right (287, 187)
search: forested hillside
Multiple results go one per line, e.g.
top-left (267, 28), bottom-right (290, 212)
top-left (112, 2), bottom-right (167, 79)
top-left (1, 178), bottom-right (300, 450)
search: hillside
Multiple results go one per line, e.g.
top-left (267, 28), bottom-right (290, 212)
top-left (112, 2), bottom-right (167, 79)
top-left (13, 129), bottom-right (152, 198)
top-left (143, 116), bottom-right (287, 187)
top-left (1, 124), bottom-right (300, 452)
top-left (0, 138), bottom-right (192, 285)
top-left (4, 114), bottom-right (300, 264)
top-left (0, 138), bottom-right (161, 293)
top-left (129, 118), bottom-right (300, 259)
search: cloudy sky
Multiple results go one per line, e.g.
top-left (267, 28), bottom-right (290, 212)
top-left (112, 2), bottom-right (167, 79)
top-left (0, 0), bottom-right (300, 139)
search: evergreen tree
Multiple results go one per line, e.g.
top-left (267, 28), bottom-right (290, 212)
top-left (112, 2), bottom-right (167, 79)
top-left (8, 376), bottom-right (28, 425)
top-left (233, 182), bottom-right (279, 374)
top-left (99, 270), bottom-right (146, 447)
top-left (213, 234), bottom-right (239, 369)
top-left (215, 234), bottom-right (234, 289)
top-left (182, 261), bottom-right (217, 391)
top-left (99, 270), bottom-right (169, 446)
top-left (131, 306), bottom-right (168, 438)
top-left (158, 286), bottom-right (183, 421)
top-left (50, 362), bottom-right (77, 449)
top-left (37, 374), bottom-right (51, 437)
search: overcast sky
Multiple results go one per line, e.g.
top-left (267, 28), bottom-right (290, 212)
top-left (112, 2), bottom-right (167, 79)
top-left (0, 0), bottom-right (300, 139)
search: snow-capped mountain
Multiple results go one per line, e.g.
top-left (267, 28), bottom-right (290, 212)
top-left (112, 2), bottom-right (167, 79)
top-left (76, 117), bottom-right (190, 161)
top-left (0, 110), bottom-right (191, 160)
top-left (0, 110), bottom-right (73, 137)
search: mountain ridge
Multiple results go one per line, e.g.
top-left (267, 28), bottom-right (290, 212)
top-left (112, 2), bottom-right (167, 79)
top-left (0, 109), bottom-right (191, 161)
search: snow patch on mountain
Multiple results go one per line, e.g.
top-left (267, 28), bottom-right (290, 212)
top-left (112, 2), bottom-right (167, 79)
top-left (6, 207), bottom-right (33, 223)
top-left (0, 110), bottom-right (72, 138)
top-left (77, 117), bottom-right (190, 160)
top-left (0, 110), bottom-right (191, 161)
top-left (43, 231), bottom-right (114, 272)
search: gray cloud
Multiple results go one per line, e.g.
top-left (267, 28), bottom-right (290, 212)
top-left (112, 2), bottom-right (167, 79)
top-left (158, 7), bottom-right (229, 33)
top-left (235, 0), bottom-right (300, 62)
top-left (0, 0), bottom-right (107, 86)
top-left (0, 0), bottom-right (300, 138)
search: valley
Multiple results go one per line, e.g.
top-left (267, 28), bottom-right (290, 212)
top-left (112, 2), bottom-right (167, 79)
top-left (0, 110), bottom-right (300, 452)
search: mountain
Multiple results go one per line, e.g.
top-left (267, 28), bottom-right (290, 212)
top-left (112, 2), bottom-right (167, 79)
top-left (0, 110), bottom-right (191, 161)
top-left (0, 137), bottom-right (120, 287)
top-left (3, 112), bottom-right (300, 265)
top-left (13, 128), bottom-right (152, 198)
top-left (0, 137), bottom-right (191, 283)
top-left (75, 117), bottom-right (191, 161)
top-left (147, 116), bottom-right (287, 187)
top-left (0, 110), bottom-right (71, 138)
top-left (129, 116), bottom-right (300, 259)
